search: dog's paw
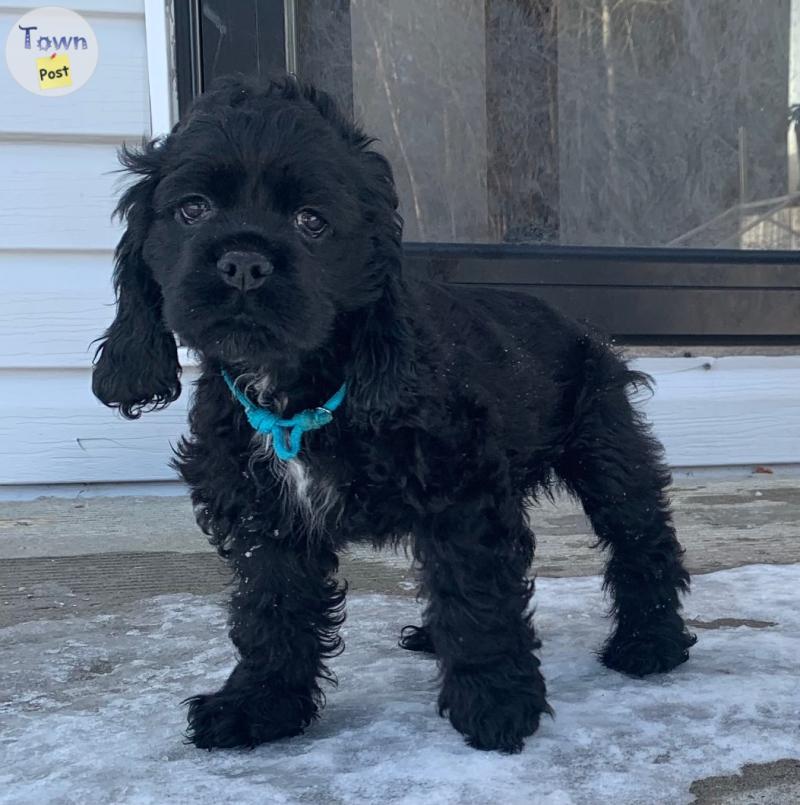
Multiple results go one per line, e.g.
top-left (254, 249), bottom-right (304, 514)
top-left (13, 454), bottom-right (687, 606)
top-left (399, 624), bottom-right (435, 654)
top-left (601, 626), bottom-right (697, 677)
top-left (192, 501), bottom-right (233, 542)
top-left (439, 666), bottom-right (551, 754)
top-left (184, 687), bottom-right (318, 750)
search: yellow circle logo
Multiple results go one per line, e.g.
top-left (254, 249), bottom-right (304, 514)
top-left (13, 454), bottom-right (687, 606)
top-left (5, 6), bottom-right (99, 96)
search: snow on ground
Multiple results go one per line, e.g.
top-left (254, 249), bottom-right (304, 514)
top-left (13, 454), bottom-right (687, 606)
top-left (1, 564), bottom-right (799, 805)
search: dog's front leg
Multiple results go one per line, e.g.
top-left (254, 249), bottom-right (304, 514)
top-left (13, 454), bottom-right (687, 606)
top-left (416, 493), bottom-right (551, 754)
top-left (185, 537), bottom-right (344, 749)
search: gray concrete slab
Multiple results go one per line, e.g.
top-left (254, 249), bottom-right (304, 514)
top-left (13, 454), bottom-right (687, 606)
top-left (3, 473), bottom-right (798, 567)
top-left (2, 473), bottom-right (799, 631)
top-left (0, 473), bottom-right (797, 629)
top-left (690, 760), bottom-right (800, 804)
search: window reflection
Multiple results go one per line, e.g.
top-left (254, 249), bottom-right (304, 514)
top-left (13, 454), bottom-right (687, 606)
top-left (297, 0), bottom-right (800, 250)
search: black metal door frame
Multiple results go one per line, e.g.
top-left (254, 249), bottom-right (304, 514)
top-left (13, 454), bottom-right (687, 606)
top-left (173, 0), bottom-right (800, 343)
top-left (174, 0), bottom-right (287, 119)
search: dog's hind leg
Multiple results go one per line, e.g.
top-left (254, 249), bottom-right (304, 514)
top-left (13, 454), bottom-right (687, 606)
top-left (556, 364), bottom-right (696, 677)
top-left (399, 623), bottom-right (435, 653)
top-left (415, 489), bottom-right (550, 753)
top-left (399, 576), bottom-right (434, 653)
top-left (185, 539), bottom-right (345, 749)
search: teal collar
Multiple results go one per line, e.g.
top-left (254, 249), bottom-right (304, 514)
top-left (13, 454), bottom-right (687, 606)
top-left (221, 370), bottom-right (347, 461)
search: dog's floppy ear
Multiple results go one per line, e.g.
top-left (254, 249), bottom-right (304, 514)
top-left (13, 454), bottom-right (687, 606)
top-left (346, 150), bottom-right (419, 421)
top-left (92, 143), bottom-right (181, 419)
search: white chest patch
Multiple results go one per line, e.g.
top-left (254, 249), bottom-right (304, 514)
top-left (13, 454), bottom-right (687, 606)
top-left (264, 442), bottom-right (340, 534)
top-left (243, 372), bottom-right (341, 533)
top-left (283, 456), bottom-right (313, 509)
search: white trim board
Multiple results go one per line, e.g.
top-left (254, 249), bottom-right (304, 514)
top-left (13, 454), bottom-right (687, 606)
top-left (3, 465), bottom-right (800, 502)
top-left (143, 0), bottom-right (175, 136)
top-left (0, 481), bottom-right (187, 501)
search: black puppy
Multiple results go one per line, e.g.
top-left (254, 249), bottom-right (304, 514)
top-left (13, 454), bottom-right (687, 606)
top-left (93, 75), bottom-right (695, 754)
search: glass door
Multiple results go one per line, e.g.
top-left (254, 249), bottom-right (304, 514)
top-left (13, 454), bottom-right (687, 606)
top-left (175, 0), bottom-right (800, 342)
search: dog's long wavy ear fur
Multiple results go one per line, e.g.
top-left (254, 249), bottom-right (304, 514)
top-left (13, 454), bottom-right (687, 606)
top-left (92, 143), bottom-right (181, 419)
top-left (344, 147), bottom-right (419, 422)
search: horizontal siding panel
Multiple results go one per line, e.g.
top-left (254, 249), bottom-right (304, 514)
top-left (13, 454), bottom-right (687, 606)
top-left (632, 357), bottom-right (800, 467)
top-left (3, 1), bottom-right (143, 14)
top-left (0, 254), bottom-right (201, 369)
top-left (0, 252), bottom-right (114, 368)
top-left (0, 358), bottom-right (798, 485)
top-left (0, 368), bottom-right (194, 484)
top-left (0, 141), bottom-right (126, 249)
top-left (0, 10), bottom-right (149, 138)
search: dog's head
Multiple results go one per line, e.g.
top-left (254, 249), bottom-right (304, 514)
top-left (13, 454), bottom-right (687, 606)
top-left (93, 75), bottom-right (409, 419)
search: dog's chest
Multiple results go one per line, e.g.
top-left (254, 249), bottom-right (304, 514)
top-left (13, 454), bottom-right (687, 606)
top-left (246, 376), bottom-right (409, 538)
top-left (256, 437), bottom-right (341, 531)
top-left (258, 434), bottom-right (417, 541)
top-left (246, 375), bottom-right (343, 529)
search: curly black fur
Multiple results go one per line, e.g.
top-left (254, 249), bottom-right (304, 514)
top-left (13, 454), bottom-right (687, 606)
top-left (93, 75), bottom-right (695, 754)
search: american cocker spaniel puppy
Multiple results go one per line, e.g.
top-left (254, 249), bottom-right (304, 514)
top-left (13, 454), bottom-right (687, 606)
top-left (93, 75), bottom-right (695, 754)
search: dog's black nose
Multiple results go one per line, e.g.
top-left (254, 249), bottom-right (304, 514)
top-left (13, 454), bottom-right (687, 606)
top-left (217, 250), bottom-right (273, 291)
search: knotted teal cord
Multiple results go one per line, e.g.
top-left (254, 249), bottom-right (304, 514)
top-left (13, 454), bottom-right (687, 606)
top-left (221, 370), bottom-right (347, 461)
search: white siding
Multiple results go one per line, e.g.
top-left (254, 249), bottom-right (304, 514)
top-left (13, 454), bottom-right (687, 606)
top-left (0, 9), bottom-right (149, 138)
top-left (3, 355), bottom-right (800, 485)
top-left (0, 369), bottom-right (196, 484)
top-left (0, 142), bottom-right (126, 250)
top-left (0, 0), bottom-right (178, 486)
top-left (0, 252), bottom-right (113, 368)
top-left (633, 356), bottom-right (800, 468)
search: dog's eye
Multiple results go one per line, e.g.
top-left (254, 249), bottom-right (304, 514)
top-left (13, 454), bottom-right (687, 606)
top-left (294, 209), bottom-right (328, 238)
top-left (176, 196), bottom-right (213, 225)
